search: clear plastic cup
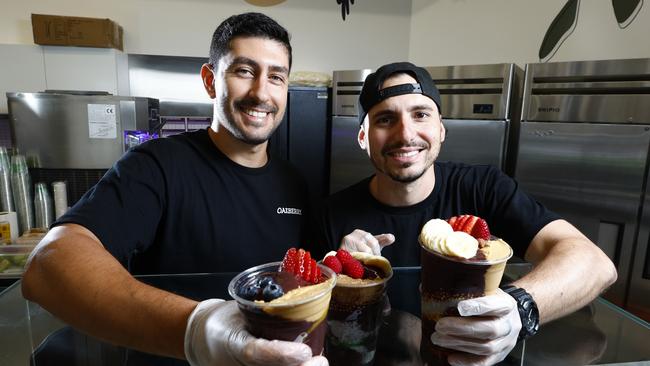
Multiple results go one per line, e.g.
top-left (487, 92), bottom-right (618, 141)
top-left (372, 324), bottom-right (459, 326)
top-left (325, 266), bottom-right (393, 366)
top-left (228, 261), bottom-right (336, 355)
top-left (419, 240), bottom-right (513, 365)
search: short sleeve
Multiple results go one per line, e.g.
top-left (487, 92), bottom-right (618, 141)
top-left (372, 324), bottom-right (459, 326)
top-left (480, 167), bottom-right (561, 258)
top-left (53, 148), bottom-right (166, 266)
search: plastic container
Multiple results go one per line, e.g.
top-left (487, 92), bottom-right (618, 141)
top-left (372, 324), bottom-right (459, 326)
top-left (0, 245), bottom-right (35, 277)
top-left (34, 182), bottom-right (53, 229)
top-left (0, 147), bottom-right (14, 212)
top-left (10, 154), bottom-right (34, 234)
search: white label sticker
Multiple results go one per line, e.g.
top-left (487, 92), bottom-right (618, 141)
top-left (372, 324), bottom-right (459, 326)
top-left (88, 104), bottom-right (117, 139)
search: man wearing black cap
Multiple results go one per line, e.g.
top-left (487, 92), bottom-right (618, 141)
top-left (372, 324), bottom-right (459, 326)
top-left (315, 62), bottom-right (616, 365)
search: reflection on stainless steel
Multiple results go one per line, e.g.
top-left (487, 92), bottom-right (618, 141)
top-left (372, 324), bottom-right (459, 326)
top-left (516, 58), bottom-right (650, 320)
top-left (425, 63), bottom-right (522, 174)
top-left (438, 119), bottom-right (508, 168)
top-left (7, 92), bottom-right (160, 169)
top-left (329, 69), bottom-right (373, 194)
top-left (128, 55), bottom-right (213, 137)
top-left (628, 152), bottom-right (650, 321)
top-left (128, 54), bottom-right (211, 114)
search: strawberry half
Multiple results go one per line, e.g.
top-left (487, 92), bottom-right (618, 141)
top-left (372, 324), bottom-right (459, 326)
top-left (471, 218), bottom-right (490, 240)
top-left (310, 260), bottom-right (321, 283)
top-left (460, 215), bottom-right (479, 235)
top-left (447, 216), bottom-right (459, 228)
top-left (302, 252), bottom-right (312, 281)
top-left (295, 249), bottom-right (310, 280)
top-left (280, 248), bottom-right (298, 272)
top-left (279, 247), bottom-right (321, 283)
top-left (455, 215), bottom-right (471, 231)
top-left (447, 215), bottom-right (491, 240)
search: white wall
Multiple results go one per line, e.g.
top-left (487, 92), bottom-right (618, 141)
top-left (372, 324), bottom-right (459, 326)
top-left (0, 0), bottom-right (412, 74)
top-left (2, 0), bottom-right (649, 76)
top-left (410, 0), bottom-right (650, 68)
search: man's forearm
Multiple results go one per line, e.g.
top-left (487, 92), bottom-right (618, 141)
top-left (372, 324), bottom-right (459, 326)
top-left (517, 220), bottom-right (617, 323)
top-left (22, 225), bottom-right (198, 359)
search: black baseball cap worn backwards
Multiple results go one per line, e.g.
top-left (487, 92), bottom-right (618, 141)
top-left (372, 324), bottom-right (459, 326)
top-left (358, 62), bottom-right (442, 125)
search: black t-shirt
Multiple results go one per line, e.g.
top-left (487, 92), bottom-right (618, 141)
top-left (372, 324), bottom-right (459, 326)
top-left (55, 129), bottom-right (308, 274)
top-left (315, 162), bottom-right (561, 266)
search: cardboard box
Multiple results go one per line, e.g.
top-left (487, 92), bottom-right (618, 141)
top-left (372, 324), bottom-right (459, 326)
top-left (31, 14), bottom-right (123, 51)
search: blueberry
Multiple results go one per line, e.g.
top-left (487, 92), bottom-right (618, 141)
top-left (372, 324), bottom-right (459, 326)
top-left (262, 283), bottom-right (284, 302)
top-left (258, 276), bottom-right (275, 288)
top-left (238, 284), bottom-right (261, 301)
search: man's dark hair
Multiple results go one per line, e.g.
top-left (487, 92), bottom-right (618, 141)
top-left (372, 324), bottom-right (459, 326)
top-left (208, 12), bottom-right (292, 69)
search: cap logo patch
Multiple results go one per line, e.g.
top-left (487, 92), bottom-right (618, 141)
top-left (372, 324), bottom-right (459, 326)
top-left (377, 83), bottom-right (423, 101)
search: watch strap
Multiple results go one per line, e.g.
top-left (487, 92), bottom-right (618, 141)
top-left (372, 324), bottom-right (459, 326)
top-left (501, 285), bottom-right (540, 341)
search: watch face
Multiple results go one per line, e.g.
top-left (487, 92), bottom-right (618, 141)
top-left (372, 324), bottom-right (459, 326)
top-left (523, 301), bottom-right (540, 334)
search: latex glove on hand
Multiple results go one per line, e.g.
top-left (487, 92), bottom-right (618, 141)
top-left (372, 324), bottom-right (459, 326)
top-left (340, 229), bottom-right (395, 255)
top-left (430, 289), bottom-right (521, 366)
top-left (185, 299), bottom-right (328, 366)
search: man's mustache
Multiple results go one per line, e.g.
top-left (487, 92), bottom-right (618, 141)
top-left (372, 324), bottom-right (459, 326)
top-left (234, 98), bottom-right (278, 114)
top-left (381, 141), bottom-right (429, 155)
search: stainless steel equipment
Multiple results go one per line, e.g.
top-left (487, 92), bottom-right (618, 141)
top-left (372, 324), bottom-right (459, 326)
top-left (270, 86), bottom-right (330, 208)
top-left (515, 58), bottom-right (650, 320)
top-left (7, 91), bottom-right (160, 169)
top-left (425, 64), bottom-right (522, 174)
top-left (128, 54), bottom-right (212, 137)
top-left (7, 91), bottom-right (160, 205)
top-left (329, 69), bottom-right (373, 194)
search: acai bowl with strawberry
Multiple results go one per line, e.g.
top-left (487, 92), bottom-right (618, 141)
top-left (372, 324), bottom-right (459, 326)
top-left (228, 247), bottom-right (336, 355)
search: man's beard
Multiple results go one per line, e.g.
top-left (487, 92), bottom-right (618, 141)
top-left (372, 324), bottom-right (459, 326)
top-left (214, 95), bottom-right (281, 146)
top-left (371, 141), bottom-right (439, 183)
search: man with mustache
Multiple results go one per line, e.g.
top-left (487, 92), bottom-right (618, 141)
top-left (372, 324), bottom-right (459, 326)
top-left (315, 62), bottom-right (616, 365)
top-left (23, 13), bottom-right (326, 366)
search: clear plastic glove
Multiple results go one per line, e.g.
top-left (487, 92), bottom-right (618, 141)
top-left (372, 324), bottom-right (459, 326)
top-left (185, 299), bottom-right (328, 366)
top-left (430, 289), bottom-right (521, 366)
top-left (340, 229), bottom-right (395, 255)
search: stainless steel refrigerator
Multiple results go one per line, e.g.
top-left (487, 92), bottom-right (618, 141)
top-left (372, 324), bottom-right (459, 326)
top-left (329, 69), bottom-right (373, 194)
top-left (269, 86), bottom-right (330, 208)
top-left (515, 58), bottom-right (650, 320)
top-left (425, 63), bottom-right (522, 175)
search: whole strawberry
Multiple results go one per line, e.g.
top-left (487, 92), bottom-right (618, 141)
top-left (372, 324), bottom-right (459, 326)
top-left (335, 249), bottom-right (355, 265)
top-left (323, 255), bottom-right (342, 274)
top-left (342, 259), bottom-right (364, 279)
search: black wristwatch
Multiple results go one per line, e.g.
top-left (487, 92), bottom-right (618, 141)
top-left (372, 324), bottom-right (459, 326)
top-left (501, 285), bottom-right (540, 341)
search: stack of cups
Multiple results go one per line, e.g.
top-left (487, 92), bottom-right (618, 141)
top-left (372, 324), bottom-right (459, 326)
top-left (10, 154), bottom-right (33, 235)
top-left (0, 147), bottom-right (14, 212)
top-left (52, 181), bottom-right (68, 219)
top-left (34, 182), bottom-right (53, 229)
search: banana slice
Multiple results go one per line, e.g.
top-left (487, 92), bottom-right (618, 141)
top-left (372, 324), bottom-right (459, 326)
top-left (445, 231), bottom-right (479, 259)
top-left (351, 251), bottom-right (393, 277)
top-left (419, 219), bottom-right (453, 250)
